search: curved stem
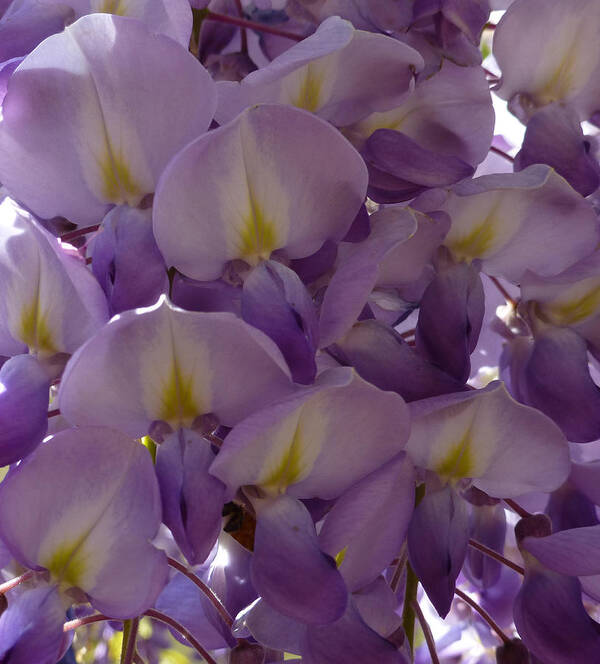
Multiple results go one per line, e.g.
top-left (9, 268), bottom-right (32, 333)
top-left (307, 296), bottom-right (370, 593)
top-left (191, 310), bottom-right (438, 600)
top-left (166, 557), bottom-right (233, 628)
top-left (390, 547), bottom-right (408, 593)
top-left (455, 588), bottom-right (510, 644)
top-left (504, 498), bottom-right (532, 519)
top-left (63, 614), bottom-right (114, 632)
top-left (468, 539), bottom-right (524, 576)
top-left (144, 609), bottom-right (218, 664)
top-left (402, 564), bottom-right (419, 660)
top-left (490, 145), bottom-right (514, 163)
top-left (206, 11), bottom-right (304, 41)
top-left (48, 408), bottom-right (61, 418)
top-left (411, 599), bottom-right (440, 664)
top-left (60, 224), bottom-right (100, 242)
top-left (233, 0), bottom-right (248, 54)
top-left (0, 571), bottom-right (34, 595)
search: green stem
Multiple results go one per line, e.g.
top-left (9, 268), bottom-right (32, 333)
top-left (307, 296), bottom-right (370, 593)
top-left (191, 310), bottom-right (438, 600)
top-left (402, 483), bottom-right (426, 660)
top-left (120, 618), bottom-right (139, 664)
top-left (402, 563), bottom-right (419, 658)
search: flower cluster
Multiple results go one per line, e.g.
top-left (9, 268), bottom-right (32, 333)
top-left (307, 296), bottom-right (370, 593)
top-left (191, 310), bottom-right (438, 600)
top-left (0, 0), bottom-right (599, 663)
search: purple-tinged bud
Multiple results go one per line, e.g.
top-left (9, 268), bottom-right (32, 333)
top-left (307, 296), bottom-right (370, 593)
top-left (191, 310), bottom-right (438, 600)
top-left (230, 641), bottom-right (266, 664)
top-left (515, 515), bottom-right (552, 545)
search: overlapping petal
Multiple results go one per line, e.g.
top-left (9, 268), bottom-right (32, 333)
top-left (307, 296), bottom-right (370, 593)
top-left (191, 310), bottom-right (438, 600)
top-left (0, 427), bottom-right (167, 618)
top-left (0, 13), bottom-right (216, 224)
top-left (59, 296), bottom-right (293, 436)
top-left (153, 104), bottom-right (368, 280)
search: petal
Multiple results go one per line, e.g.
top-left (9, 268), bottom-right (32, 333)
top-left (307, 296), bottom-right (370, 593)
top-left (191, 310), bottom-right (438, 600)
top-left (242, 260), bottom-right (318, 384)
top-left (414, 165), bottom-right (599, 282)
top-left (332, 319), bottom-right (467, 402)
top-left (415, 256), bottom-right (484, 382)
top-left (218, 15), bottom-right (423, 126)
top-left (211, 367), bottom-right (410, 500)
top-left (515, 104), bottom-right (600, 196)
top-left (59, 297), bottom-right (293, 436)
top-left (0, 354), bottom-right (50, 466)
top-left (156, 429), bottom-right (226, 565)
top-left (521, 526), bottom-right (600, 577)
top-left (0, 427), bottom-right (167, 618)
top-left (318, 208), bottom-right (417, 348)
top-left (407, 485), bottom-right (469, 617)
top-left (91, 205), bottom-right (168, 316)
top-left (506, 326), bottom-right (600, 443)
top-left (494, 0), bottom-right (600, 119)
top-left (239, 598), bottom-right (306, 654)
top-left (251, 495), bottom-right (348, 625)
top-left (318, 453), bottom-right (415, 591)
top-left (0, 199), bottom-right (108, 356)
top-left (0, 585), bottom-right (68, 664)
top-left (303, 600), bottom-right (406, 664)
top-left (405, 381), bottom-right (570, 496)
top-left (514, 567), bottom-right (600, 663)
top-left (153, 104), bottom-right (368, 280)
top-left (0, 14), bottom-right (216, 224)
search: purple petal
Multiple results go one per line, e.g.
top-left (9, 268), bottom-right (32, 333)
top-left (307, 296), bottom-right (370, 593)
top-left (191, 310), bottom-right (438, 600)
top-left (156, 429), bottom-right (226, 565)
top-left (0, 14), bottom-right (216, 224)
top-left (331, 319), bottom-right (467, 401)
top-left (319, 453), bottom-right (415, 591)
top-left (92, 205), bottom-right (168, 316)
top-left (514, 567), bottom-right (600, 663)
top-left (515, 103), bottom-right (600, 196)
top-left (416, 254), bottom-right (484, 382)
top-left (302, 600), bottom-right (406, 664)
top-left (59, 297), bottom-right (293, 436)
top-left (0, 426), bottom-right (167, 618)
top-left (0, 354), bottom-right (50, 466)
top-left (153, 104), bottom-right (367, 280)
top-left (407, 485), bottom-right (469, 617)
top-left (521, 526), bottom-right (600, 577)
top-left (0, 585), bottom-right (69, 664)
top-left (251, 495), bottom-right (348, 625)
top-left (242, 260), bottom-right (318, 384)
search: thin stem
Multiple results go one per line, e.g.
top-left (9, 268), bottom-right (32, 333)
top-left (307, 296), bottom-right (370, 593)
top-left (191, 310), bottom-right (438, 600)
top-left (411, 599), bottom-right (440, 664)
top-left (48, 408), bottom-right (61, 418)
top-left (390, 547), bottom-right (408, 593)
top-left (121, 617), bottom-right (139, 664)
top-left (484, 22), bottom-right (497, 31)
top-left (63, 614), bottom-right (114, 632)
top-left (402, 564), bottom-right (419, 660)
top-left (400, 329), bottom-right (416, 339)
top-left (490, 145), bottom-right (514, 163)
top-left (455, 588), bottom-right (510, 644)
top-left (483, 67), bottom-right (499, 81)
top-left (60, 224), bottom-right (100, 242)
top-left (233, 0), bottom-right (248, 54)
top-left (468, 539), bottom-right (524, 576)
top-left (488, 275), bottom-right (517, 307)
top-left (166, 557), bottom-right (233, 628)
top-left (0, 571), bottom-right (34, 595)
top-left (504, 498), bottom-right (532, 519)
top-left (205, 11), bottom-right (304, 41)
top-left (144, 609), bottom-right (218, 664)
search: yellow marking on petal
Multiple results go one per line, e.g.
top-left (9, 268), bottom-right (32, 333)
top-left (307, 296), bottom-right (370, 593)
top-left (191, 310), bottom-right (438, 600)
top-left (236, 190), bottom-right (278, 265)
top-left (542, 285), bottom-right (600, 326)
top-left (290, 65), bottom-right (324, 113)
top-left (261, 424), bottom-right (306, 494)
top-left (96, 0), bottom-right (129, 15)
top-left (435, 432), bottom-right (474, 480)
top-left (43, 541), bottom-right (86, 588)
top-left (536, 41), bottom-right (579, 105)
top-left (20, 301), bottom-right (56, 355)
top-left (334, 546), bottom-right (348, 568)
top-left (97, 148), bottom-right (143, 207)
top-left (158, 359), bottom-right (201, 429)
top-left (447, 218), bottom-right (497, 262)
